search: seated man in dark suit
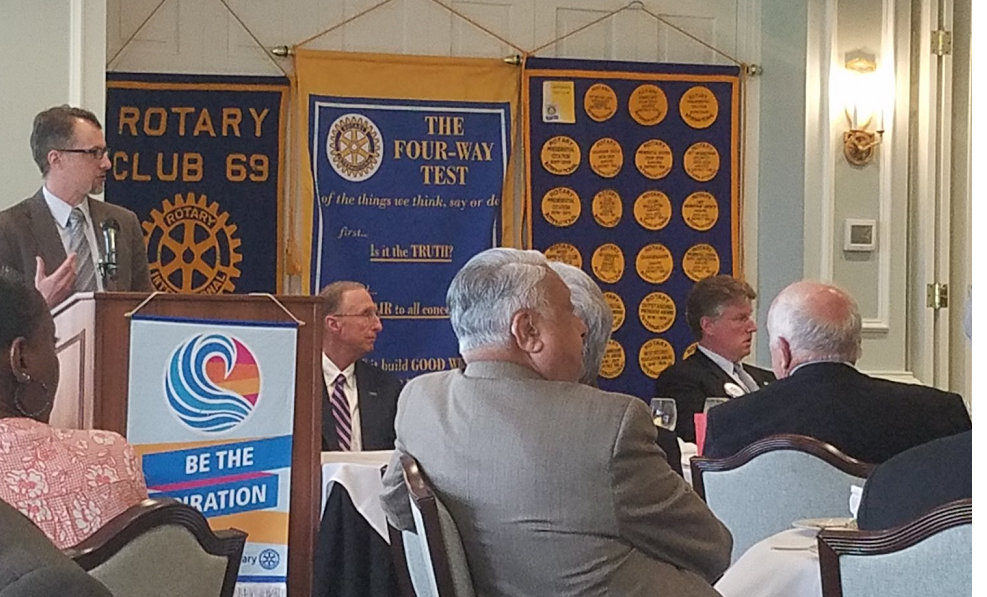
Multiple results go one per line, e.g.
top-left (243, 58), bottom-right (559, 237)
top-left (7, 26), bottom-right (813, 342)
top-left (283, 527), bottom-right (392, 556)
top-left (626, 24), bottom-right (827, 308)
top-left (856, 430), bottom-right (972, 530)
top-left (654, 275), bottom-right (775, 442)
top-left (550, 262), bottom-right (682, 475)
top-left (704, 281), bottom-right (971, 462)
top-left (318, 281), bottom-right (402, 451)
top-left (0, 499), bottom-right (111, 597)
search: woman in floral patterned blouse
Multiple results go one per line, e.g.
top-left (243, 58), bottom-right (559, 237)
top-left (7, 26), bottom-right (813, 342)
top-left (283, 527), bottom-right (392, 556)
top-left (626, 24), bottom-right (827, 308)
top-left (0, 270), bottom-right (148, 548)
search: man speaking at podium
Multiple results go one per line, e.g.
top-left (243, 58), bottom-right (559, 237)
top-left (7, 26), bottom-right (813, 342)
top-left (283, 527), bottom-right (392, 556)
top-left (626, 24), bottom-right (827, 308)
top-left (0, 105), bottom-right (152, 307)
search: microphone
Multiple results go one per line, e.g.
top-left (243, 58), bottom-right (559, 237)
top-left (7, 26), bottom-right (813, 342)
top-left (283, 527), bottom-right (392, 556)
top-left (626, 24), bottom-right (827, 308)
top-left (99, 219), bottom-right (120, 282)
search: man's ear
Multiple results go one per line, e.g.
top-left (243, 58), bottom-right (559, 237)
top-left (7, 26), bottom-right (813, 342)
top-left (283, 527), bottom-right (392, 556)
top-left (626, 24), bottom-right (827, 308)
top-left (699, 315), bottom-right (715, 337)
top-left (510, 310), bottom-right (543, 354)
top-left (8, 337), bottom-right (30, 383)
top-left (775, 336), bottom-right (792, 375)
top-left (324, 314), bottom-right (340, 334)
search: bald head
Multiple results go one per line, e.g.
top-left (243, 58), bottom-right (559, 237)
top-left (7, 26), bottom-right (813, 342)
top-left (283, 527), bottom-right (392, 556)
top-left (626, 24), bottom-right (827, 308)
top-left (766, 281), bottom-right (861, 377)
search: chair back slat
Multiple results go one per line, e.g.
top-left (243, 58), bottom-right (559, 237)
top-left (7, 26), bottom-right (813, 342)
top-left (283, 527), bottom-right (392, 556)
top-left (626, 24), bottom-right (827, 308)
top-left (65, 497), bottom-right (247, 597)
top-left (691, 434), bottom-right (874, 561)
top-left (818, 499), bottom-right (972, 597)
top-left (399, 453), bottom-right (475, 597)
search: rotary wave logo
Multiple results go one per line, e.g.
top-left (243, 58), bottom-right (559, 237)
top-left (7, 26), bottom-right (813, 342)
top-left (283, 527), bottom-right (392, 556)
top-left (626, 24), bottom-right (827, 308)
top-left (166, 334), bottom-right (260, 433)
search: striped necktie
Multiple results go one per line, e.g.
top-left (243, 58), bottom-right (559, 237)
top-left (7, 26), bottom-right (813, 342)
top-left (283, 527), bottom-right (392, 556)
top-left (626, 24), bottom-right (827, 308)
top-left (69, 207), bottom-right (97, 292)
top-left (329, 373), bottom-right (352, 451)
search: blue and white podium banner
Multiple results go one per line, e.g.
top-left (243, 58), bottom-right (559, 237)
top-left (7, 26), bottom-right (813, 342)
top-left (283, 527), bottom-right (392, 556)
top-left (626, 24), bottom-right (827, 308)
top-left (127, 316), bottom-right (298, 595)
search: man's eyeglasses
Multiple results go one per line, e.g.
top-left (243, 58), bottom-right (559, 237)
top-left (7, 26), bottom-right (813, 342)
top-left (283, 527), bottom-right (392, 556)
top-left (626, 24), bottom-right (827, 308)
top-left (331, 309), bottom-right (380, 321)
top-left (56, 147), bottom-right (111, 159)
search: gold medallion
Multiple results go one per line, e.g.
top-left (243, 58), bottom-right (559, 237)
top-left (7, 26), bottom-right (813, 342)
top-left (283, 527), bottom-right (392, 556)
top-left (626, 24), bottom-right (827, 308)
top-left (544, 242), bottom-right (583, 268)
top-left (639, 291), bottom-right (677, 333)
top-left (540, 187), bottom-right (581, 227)
top-left (603, 291), bottom-right (626, 332)
top-left (589, 138), bottom-right (624, 178)
top-left (681, 191), bottom-right (719, 231)
top-left (591, 189), bottom-right (622, 228)
top-left (683, 342), bottom-right (698, 360)
top-left (540, 136), bottom-right (581, 175)
top-left (584, 83), bottom-right (618, 122)
top-left (682, 243), bottom-right (721, 282)
top-left (628, 84), bottom-right (668, 126)
top-left (636, 243), bottom-right (674, 284)
top-left (633, 190), bottom-right (672, 231)
top-left (635, 139), bottom-right (673, 180)
top-left (599, 339), bottom-right (626, 379)
top-left (679, 86), bottom-right (719, 129)
top-left (639, 338), bottom-right (676, 379)
top-left (591, 243), bottom-right (625, 284)
top-left (683, 142), bottom-right (720, 182)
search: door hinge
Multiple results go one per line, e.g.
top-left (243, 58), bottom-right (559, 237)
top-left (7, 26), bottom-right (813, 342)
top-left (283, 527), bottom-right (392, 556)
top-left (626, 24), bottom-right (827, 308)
top-left (927, 283), bottom-right (949, 309)
top-left (932, 30), bottom-right (952, 56)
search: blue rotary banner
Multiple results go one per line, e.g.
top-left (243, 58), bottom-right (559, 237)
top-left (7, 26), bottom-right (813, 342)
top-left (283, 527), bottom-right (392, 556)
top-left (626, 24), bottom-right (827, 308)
top-left (105, 73), bottom-right (288, 294)
top-left (523, 57), bottom-right (742, 401)
top-left (297, 51), bottom-right (519, 378)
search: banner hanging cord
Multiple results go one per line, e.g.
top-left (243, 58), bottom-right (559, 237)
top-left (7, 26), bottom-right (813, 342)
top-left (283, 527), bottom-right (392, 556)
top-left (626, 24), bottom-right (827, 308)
top-left (106, 0), bottom-right (169, 68)
top-left (526, 1), bottom-right (748, 71)
top-left (425, 0), bottom-right (527, 55)
top-left (217, 0), bottom-right (289, 77)
top-left (295, 0), bottom-right (396, 49)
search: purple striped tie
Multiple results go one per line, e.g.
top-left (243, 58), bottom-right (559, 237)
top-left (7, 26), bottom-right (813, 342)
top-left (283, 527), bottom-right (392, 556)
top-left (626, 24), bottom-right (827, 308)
top-left (329, 373), bottom-right (352, 451)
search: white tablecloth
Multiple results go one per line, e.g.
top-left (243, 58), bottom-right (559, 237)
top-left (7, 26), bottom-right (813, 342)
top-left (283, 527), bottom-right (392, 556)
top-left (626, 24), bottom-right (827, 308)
top-left (320, 450), bottom-right (394, 541)
top-left (680, 440), bottom-right (697, 486)
top-left (715, 528), bottom-right (821, 597)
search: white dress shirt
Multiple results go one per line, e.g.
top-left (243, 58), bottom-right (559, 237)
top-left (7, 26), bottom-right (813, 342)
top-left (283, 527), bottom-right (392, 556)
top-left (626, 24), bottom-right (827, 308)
top-left (322, 354), bottom-right (362, 451)
top-left (697, 345), bottom-right (758, 393)
top-left (42, 187), bottom-right (104, 291)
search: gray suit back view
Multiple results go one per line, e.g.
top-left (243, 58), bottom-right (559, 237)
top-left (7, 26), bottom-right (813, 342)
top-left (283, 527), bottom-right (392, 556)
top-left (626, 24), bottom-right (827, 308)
top-left (381, 361), bottom-right (732, 597)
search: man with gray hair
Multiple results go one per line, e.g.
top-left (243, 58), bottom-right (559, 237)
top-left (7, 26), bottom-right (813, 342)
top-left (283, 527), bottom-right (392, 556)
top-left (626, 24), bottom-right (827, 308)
top-left (704, 280), bottom-right (971, 462)
top-left (550, 261), bottom-right (684, 476)
top-left (547, 261), bottom-right (612, 385)
top-left (381, 248), bottom-right (731, 597)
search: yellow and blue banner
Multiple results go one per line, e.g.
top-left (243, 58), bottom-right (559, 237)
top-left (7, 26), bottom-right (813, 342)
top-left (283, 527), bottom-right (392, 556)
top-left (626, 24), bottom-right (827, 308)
top-left (523, 57), bottom-right (742, 400)
top-left (126, 316), bottom-right (298, 595)
top-left (105, 73), bottom-right (288, 294)
top-left (296, 50), bottom-right (519, 378)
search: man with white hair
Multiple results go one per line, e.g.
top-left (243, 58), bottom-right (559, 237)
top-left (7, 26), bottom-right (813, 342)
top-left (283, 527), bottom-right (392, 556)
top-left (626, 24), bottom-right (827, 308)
top-left (550, 261), bottom-right (684, 476)
top-left (703, 281), bottom-right (971, 462)
top-left (381, 248), bottom-right (731, 597)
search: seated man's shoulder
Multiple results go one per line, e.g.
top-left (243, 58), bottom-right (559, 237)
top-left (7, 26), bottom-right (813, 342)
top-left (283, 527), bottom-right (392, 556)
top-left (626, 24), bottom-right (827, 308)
top-left (862, 372), bottom-right (964, 403)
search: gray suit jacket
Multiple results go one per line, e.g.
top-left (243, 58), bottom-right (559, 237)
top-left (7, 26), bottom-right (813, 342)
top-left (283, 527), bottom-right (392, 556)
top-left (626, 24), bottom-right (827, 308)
top-left (381, 361), bottom-right (732, 597)
top-left (0, 189), bottom-right (152, 298)
top-left (0, 500), bottom-right (111, 597)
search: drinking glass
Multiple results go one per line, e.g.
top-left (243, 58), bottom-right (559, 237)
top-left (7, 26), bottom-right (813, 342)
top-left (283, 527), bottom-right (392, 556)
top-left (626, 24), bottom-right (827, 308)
top-left (703, 397), bottom-right (729, 414)
top-left (650, 398), bottom-right (678, 431)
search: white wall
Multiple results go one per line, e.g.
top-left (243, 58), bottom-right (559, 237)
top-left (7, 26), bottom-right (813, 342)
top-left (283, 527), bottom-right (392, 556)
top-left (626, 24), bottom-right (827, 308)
top-left (0, 0), bottom-right (106, 207)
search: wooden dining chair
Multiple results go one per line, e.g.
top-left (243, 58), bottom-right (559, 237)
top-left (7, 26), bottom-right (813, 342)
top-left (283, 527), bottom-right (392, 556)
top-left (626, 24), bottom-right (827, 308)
top-left (818, 499), bottom-right (972, 597)
top-left (397, 453), bottom-right (476, 597)
top-left (64, 497), bottom-right (247, 597)
top-left (691, 434), bottom-right (874, 561)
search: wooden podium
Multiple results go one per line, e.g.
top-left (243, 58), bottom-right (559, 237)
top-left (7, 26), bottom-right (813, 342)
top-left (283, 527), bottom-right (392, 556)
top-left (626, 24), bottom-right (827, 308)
top-left (51, 291), bottom-right (324, 597)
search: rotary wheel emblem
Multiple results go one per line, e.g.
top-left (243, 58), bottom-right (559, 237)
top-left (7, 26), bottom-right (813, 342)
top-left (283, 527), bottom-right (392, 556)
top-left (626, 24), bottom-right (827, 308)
top-left (142, 192), bottom-right (242, 293)
top-left (327, 114), bottom-right (383, 181)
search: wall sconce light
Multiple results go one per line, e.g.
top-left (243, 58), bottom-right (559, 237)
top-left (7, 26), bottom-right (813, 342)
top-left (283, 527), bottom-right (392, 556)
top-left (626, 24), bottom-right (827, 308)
top-left (843, 51), bottom-right (884, 166)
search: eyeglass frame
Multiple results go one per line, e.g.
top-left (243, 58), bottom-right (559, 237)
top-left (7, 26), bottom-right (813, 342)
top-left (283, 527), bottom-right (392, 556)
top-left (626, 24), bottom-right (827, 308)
top-left (55, 146), bottom-right (111, 159)
top-left (329, 309), bottom-right (381, 321)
